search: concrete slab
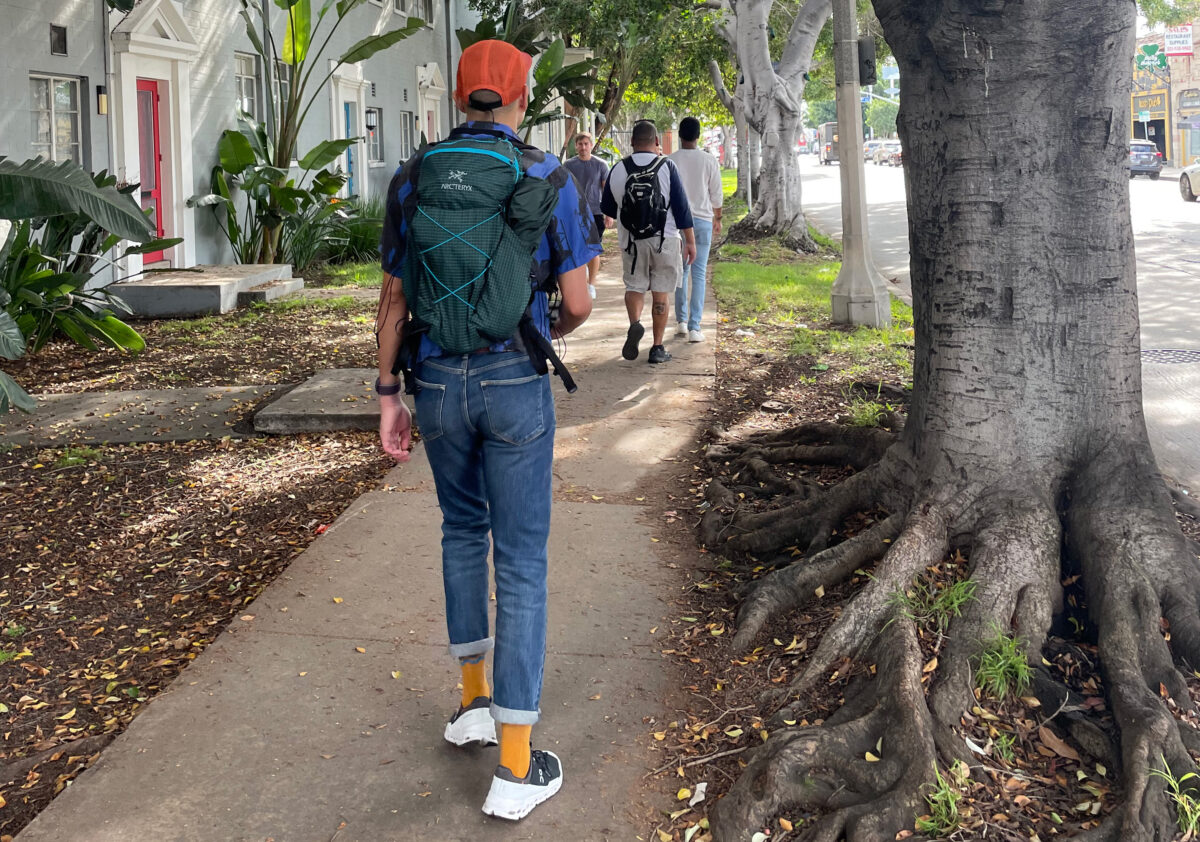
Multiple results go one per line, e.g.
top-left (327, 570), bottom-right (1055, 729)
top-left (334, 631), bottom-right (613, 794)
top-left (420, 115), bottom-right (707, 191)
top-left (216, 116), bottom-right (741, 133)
top-left (0, 385), bottom-right (281, 449)
top-left (237, 277), bottom-right (305, 306)
top-left (114, 264), bottom-right (293, 317)
top-left (16, 466), bottom-right (673, 842)
top-left (253, 369), bottom-right (378, 434)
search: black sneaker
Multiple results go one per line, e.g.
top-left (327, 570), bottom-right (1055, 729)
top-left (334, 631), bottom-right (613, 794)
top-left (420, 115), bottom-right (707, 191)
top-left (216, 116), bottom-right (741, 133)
top-left (622, 321), bottom-right (645, 360)
top-left (443, 696), bottom-right (497, 746)
top-left (481, 749), bottom-right (563, 820)
top-left (648, 344), bottom-right (672, 364)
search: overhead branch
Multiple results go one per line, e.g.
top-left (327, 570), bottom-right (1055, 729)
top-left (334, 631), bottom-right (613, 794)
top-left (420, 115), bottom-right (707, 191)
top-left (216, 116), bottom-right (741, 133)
top-left (709, 60), bottom-right (736, 113)
top-left (778, 0), bottom-right (833, 81)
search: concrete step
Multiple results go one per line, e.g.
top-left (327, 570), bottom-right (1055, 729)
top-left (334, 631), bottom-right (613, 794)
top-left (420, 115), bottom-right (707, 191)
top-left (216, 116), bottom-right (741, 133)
top-left (237, 278), bottom-right (305, 306)
top-left (115, 264), bottom-right (294, 318)
top-left (253, 368), bottom-right (378, 434)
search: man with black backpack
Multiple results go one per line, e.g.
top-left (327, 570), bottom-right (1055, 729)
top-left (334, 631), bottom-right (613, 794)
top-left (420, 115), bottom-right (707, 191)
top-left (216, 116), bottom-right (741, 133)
top-left (375, 38), bottom-right (598, 822)
top-left (600, 120), bottom-right (696, 364)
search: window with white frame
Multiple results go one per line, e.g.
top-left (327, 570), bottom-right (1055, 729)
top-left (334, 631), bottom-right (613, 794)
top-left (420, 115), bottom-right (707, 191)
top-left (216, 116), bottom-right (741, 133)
top-left (393, 0), bottom-right (407, 13)
top-left (420, 0), bottom-right (434, 22)
top-left (29, 75), bottom-right (82, 163)
top-left (234, 52), bottom-right (259, 119)
top-left (272, 60), bottom-right (292, 116)
top-left (398, 110), bottom-right (415, 161)
top-left (366, 108), bottom-right (384, 162)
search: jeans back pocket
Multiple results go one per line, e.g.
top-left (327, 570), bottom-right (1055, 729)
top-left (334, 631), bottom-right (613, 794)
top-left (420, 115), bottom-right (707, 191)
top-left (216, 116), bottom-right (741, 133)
top-left (480, 374), bottom-right (547, 446)
top-left (413, 379), bottom-right (447, 442)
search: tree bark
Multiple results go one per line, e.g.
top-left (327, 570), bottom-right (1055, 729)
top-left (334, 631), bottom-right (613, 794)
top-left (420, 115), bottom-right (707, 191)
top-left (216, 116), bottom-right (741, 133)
top-left (709, 2), bottom-right (1200, 839)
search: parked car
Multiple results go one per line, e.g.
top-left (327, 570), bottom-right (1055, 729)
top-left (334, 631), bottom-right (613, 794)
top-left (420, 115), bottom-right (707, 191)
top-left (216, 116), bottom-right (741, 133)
top-left (1128, 140), bottom-right (1163, 180)
top-left (874, 140), bottom-right (901, 165)
top-left (1183, 161), bottom-right (1200, 202)
top-left (863, 139), bottom-right (884, 161)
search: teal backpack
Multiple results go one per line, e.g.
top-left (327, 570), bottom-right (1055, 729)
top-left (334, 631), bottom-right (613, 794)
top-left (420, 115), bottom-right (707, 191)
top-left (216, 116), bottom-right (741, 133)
top-left (404, 132), bottom-right (557, 355)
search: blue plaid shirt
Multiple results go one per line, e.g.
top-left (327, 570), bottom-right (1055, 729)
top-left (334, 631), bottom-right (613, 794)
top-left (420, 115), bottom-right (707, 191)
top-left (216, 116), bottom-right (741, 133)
top-left (382, 121), bottom-right (601, 362)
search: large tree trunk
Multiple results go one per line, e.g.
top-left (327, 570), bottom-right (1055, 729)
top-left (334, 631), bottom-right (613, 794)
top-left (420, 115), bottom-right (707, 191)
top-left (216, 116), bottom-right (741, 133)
top-left (709, 0), bottom-right (830, 250)
top-left (708, 2), bottom-right (1200, 840)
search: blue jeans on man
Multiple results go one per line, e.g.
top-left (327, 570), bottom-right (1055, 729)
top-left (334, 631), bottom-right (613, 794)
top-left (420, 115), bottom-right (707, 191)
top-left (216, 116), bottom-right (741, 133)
top-left (675, 217), bottom-right (712, 332)
top-left (413, 351), bottom-right (555, 725)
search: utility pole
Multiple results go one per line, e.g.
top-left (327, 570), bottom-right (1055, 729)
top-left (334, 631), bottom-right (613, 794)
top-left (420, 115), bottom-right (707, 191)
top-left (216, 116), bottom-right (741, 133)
top-left (830, 0), bottom-right (890, 327)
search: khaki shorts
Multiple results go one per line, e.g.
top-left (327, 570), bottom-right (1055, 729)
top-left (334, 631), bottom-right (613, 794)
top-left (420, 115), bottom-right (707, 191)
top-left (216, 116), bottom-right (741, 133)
top-left (621, 237), bottom-right (681, 294)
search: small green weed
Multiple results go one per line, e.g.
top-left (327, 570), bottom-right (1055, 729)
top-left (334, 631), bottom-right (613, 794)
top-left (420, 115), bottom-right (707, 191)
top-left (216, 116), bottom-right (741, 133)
top-left (0, 649), bottom-right (15, 665)
top-left (3, 623), bottom-right (27, 638)
top-left (55, 446), bottom-right (103, 468)
top-left (915, 761), bottom-right (968, 837)
top-left (993, 731), bottom-right (1016, 763)
top-left (890, 575), bottom-right (977, 634)
top-left (1150, 757), bottom-right (1200, 837)
top-left (846, 396), bottom-right (886, 428)
top-left (157, 315), bottom-right (221, 336)
top-left (975, 630), bottom-right (1033, 700)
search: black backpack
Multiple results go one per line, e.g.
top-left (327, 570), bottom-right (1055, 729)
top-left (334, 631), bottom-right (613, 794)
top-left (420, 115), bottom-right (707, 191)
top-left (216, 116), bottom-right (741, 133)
top-left (619, 156), bottom-right (669, 259)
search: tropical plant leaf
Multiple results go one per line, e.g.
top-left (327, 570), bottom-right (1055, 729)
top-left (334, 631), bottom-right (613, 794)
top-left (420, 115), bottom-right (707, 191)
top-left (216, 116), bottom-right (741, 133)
top-left (218, 130), bottom-right (258, 175)
top-left (88, 315), bottom-right (145, 353)
top-left (0, 311), bottom-right (25, 360)
top-left (534, 39), bottom-right (566, 86)
top-left (124, 237), bottom-right (184, 256)
top-left (336, 0), bottom-right (369, 16)
top-left (339, 19), bottom-right (424, 64)
top-left (281, 0), bottom-right (313, 65)
top-left (0, 370), bottom-right (36, 414)
top-left (298, 139), bottom-right (355, 172)
top-left (0, 157), bottom-right (153, 242)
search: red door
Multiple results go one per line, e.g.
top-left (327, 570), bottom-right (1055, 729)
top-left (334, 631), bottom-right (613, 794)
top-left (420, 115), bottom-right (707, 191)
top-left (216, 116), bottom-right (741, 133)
top-left (136, 79), bottom-right (165, 263)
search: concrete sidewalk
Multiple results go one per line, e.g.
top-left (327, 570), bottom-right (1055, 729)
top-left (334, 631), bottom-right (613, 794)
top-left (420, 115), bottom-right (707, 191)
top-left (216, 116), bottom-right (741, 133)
top-left (15, 260), bottom-right (715, 841)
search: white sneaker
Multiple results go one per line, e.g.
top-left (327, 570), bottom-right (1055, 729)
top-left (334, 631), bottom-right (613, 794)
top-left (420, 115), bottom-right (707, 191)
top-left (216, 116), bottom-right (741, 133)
top-left (688, 329), bottom-right (705, 343)
top-left (675, 321), bottom-right (688, 337)
top-left (482, 750), bottom-right (563, 821)
top-left (443, 696), bottom-right (498, 746)
top-left (587, 283), bottom-right (597, 299)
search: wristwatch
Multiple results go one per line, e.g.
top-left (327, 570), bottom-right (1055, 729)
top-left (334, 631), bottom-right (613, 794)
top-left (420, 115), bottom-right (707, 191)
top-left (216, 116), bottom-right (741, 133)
top-left (374, 377), bottom-right (402, 396)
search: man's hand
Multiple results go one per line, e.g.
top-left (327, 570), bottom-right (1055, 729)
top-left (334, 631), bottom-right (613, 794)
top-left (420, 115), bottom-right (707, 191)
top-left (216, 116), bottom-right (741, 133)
top-left (604, 216), bottom-right (615, 230)
top-left (713, 217), bottom-right (722, 238)
top-left (379, 394), bottom-right (413, 463)
top-left (683, 240), bottom-right (697, 267)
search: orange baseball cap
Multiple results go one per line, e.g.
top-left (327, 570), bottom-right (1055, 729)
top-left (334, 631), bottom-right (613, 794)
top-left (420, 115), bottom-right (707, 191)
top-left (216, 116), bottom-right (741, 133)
top-left (455, 39), bottom-right (532, 110)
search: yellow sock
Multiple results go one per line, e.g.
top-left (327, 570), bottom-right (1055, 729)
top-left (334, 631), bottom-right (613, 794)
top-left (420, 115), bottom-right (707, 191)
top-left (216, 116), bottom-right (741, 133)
top-left (499, 724), bottom-right (532, 778)
top-left (459, 656), bottom-right (489, 708)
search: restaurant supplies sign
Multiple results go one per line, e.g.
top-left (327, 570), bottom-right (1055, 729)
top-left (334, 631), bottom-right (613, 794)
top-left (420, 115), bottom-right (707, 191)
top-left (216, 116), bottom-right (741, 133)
top-left (1166, 25), bottom-right (1194, 57)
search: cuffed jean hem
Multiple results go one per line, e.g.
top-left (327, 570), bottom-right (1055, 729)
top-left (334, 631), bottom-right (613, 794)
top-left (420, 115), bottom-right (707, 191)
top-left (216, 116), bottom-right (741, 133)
top-left (448, 637), bottom-right (494, 660)
top-left (491, 702), bottom-right (540, 725)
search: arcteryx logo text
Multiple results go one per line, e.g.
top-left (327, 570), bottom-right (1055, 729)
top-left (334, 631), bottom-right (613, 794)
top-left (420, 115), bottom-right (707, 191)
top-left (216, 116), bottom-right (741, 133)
top-left (442, 169), bottom-right (472, 191)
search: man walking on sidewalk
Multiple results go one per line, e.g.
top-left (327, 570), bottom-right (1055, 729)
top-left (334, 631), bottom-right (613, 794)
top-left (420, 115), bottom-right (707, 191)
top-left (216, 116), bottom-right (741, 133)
top-left (601, 120), bottom-right (696, 364)
top-left (375, 38), bottom-right (597, 821)
top-left (669, 117), bottom-right (722, 343)
top-left (563, 132), bottom-right (611, 299)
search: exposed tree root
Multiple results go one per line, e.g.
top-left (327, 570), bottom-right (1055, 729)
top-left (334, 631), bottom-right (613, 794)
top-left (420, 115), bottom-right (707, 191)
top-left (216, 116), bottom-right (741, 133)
top-left (711, 622), bottom-right (937, 842)
top-left (705, 422), bottom-right (1200, 841)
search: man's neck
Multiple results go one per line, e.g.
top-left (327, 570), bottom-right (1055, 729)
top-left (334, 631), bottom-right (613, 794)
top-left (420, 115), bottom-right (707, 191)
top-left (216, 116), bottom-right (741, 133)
top-left (681, 141), bottom-right (698, 149)
top-left (577, 152), bottom-right (592, 161)
top-left (632, 147), bottom-right (657, 155)
top-left (464, 110), bottom-right (520, 132)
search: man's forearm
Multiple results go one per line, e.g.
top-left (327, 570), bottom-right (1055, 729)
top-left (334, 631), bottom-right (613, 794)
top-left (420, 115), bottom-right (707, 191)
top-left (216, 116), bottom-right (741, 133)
top-left (376, 274), bottom-right (409, 384)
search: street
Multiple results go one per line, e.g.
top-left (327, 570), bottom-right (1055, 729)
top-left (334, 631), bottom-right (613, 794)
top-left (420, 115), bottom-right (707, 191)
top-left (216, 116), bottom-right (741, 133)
top-left (797, 152), bottom-right (1200, 490)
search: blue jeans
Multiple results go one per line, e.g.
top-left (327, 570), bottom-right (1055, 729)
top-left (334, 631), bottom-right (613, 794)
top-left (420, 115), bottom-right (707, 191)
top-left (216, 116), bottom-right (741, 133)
top-left (675, 217), bottom-right (713, 332)
top-left (413, 351), bottom-right (555, 725)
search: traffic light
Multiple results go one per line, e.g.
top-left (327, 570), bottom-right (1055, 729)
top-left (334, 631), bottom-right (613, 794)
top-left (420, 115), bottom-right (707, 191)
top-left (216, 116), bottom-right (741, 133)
top-left (858, 35), bottom-right (877, 86)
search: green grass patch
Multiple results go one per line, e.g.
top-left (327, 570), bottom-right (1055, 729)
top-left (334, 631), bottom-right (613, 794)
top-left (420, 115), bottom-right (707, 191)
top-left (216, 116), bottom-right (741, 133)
top-left (889, 576), bottom-right (977, 634)
top-left (0, 649), bottom-right (14, 665)
top-left (714, 259), bottom-right (839, 325)
top-left (307, 260), bottom-right (381, 288)
top-left (916, 762), bottom-right (968, 837)
top-left (1151, 758), bottom-right (1200, 838)
top-left (3, 623), bottom-right (27, 639)
top-left (54, 446), bottom-right (104, 468)
top-left (975, 630), bottom-right (1033, 700)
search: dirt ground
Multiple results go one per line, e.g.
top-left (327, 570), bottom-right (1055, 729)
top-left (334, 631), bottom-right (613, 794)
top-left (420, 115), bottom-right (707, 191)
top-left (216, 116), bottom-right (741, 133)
top-left (3, 266), bottom-right (1198, 841)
